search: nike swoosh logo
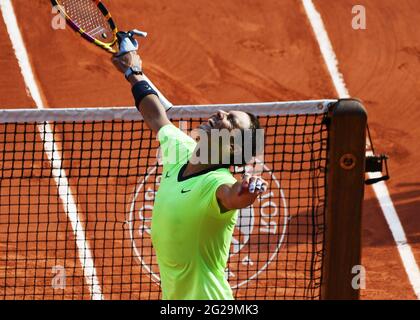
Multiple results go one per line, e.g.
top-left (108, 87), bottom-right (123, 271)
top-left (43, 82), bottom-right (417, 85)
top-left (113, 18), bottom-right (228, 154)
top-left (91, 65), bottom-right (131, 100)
top-left (165, 172), bottom-right (171, 178)
top-left (181, 189), bottom-right (191, 194)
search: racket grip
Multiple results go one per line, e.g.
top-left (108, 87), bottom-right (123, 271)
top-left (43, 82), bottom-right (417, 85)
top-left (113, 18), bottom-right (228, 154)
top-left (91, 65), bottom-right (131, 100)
top-left (116, 30), bottom-right (147, 56)
top-left (131, 29), bottom-right (148, 38)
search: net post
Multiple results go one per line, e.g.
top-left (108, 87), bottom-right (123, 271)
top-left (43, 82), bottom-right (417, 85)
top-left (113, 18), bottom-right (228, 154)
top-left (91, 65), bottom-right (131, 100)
top-left (321, 99), bottom-right (367, 300)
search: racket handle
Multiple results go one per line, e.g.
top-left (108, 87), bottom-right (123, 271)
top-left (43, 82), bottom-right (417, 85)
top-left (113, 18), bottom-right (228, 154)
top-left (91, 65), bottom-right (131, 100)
top-left (131, 29), bottom-right (148, 38)
top-left (117, 30), bottom-right (147, 56)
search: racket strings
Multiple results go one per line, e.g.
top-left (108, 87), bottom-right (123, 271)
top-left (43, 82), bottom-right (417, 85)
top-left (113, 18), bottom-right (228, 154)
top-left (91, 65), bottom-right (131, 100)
top-left (59, 0), bottom-right (113, 42)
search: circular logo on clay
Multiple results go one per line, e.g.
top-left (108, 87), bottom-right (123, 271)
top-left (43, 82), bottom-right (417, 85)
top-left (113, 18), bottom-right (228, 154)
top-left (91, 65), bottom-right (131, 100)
top-left (127, 162), bottom-right (289, 289)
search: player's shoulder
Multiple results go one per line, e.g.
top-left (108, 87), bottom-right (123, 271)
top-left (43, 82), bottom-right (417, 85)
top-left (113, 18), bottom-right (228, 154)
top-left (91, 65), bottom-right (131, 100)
top-left (202, 167), bottom-right (237, 187)
top-left (158, 124), bottom-right (194, 143)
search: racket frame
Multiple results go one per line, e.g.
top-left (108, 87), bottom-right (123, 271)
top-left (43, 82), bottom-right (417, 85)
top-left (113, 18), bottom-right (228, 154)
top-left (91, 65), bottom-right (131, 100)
top-left (51, 0), bottom-right (119, 53)
top-left (50, 0), bottom-right (174, 109)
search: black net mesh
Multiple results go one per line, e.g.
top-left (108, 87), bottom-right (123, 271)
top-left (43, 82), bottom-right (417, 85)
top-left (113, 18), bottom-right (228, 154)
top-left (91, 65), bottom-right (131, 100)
top-left (0, 109), bottom-right (328, 300)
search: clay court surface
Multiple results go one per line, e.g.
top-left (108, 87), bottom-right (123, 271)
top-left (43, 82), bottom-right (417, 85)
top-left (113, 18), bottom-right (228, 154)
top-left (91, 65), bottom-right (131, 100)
top-left (0, 0), bottom-right (419, 299)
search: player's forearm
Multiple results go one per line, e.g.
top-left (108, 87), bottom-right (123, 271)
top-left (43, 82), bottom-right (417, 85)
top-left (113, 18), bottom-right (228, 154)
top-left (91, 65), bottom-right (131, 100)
top-left (128, 74), bottom-right (171, 134)
top-left (127, 73), bottom-right (145, 87)
top-left (137, 95), bottom-right (171, 133)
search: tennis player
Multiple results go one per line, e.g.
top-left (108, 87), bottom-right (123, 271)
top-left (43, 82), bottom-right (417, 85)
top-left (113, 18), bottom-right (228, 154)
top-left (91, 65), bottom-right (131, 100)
top-left (112, 52), bottom-right (267, 300)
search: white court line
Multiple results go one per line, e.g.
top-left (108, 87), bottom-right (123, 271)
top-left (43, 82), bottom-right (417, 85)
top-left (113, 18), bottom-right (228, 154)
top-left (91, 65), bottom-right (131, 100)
top-left (302, 0), bottom-right (420, 299)
top-left (0, 0), bottom-right (103, 300)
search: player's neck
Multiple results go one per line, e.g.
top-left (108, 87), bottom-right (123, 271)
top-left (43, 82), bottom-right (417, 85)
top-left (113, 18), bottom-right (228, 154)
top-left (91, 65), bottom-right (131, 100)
top-left (183, 162), bottom-right (225, 177)
top-left (188, 141), bottom-right (230, 171)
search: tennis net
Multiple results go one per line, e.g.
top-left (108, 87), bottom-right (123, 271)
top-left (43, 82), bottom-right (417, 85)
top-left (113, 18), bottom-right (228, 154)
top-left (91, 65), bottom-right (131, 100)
top-left (0, 100), bottom-right (365, 300)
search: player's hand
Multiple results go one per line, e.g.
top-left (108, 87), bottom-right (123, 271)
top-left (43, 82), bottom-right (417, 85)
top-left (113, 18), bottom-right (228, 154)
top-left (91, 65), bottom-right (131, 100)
top-left (111, 51), bottom-right (142, 74)
top-left (216, 174), bottom-right (268, 211)
top-left (239, 173), bottom-right (268, 196)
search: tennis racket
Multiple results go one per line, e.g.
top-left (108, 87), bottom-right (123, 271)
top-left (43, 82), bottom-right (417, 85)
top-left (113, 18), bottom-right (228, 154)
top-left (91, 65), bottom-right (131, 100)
top-left (51, 0), bottom-right (172, 109)
top-left (51, 0), bottom-right (118, 53)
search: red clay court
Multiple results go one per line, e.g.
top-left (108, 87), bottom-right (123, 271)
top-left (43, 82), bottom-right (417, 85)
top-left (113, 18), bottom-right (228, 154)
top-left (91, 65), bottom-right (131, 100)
top-left (0, 0), bottom-right (419, 299)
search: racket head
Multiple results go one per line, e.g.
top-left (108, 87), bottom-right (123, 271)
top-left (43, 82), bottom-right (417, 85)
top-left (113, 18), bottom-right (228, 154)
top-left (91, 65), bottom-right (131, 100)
top-left (51, 0), bottom-right (118, 53)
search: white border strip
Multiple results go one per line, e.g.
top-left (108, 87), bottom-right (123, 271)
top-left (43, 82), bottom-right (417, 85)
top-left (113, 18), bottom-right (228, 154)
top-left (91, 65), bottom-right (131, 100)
top-left (0, 0), bottom-right (103, 300)
top-left (302, 0), bottom-right (420, 299)
top-left (0, 100), bottom-right (337, 123)
top-left (301, 0), bottom-right (349, 99)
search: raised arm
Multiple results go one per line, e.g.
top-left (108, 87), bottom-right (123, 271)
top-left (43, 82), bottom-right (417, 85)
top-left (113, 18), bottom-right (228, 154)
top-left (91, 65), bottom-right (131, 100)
top-left (112, 52), bottom-right (171, 134)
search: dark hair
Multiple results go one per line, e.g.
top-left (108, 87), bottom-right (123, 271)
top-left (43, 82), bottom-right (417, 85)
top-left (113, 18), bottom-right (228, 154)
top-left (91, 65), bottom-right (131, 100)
top-left (229, 112), bottom-right (261, 165)
top-left (247, 112), bottom-right (260, 131)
